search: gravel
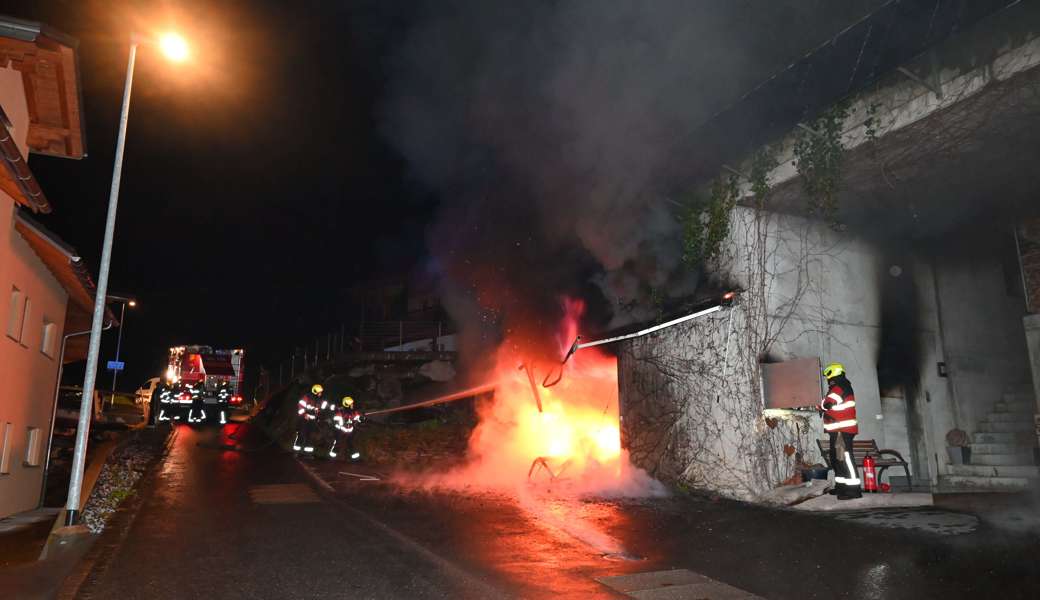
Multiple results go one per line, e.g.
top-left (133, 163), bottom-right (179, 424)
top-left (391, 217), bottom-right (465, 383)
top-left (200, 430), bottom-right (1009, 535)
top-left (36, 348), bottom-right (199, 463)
top-left (80, 434), bottom-right (163, 534)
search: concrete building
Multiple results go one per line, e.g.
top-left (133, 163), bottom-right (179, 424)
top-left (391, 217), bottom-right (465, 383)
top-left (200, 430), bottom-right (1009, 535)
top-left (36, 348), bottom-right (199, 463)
top-left (620, 2), bottom-right (1040, 500)
top-left (0, 17), bottom-right (105, 519)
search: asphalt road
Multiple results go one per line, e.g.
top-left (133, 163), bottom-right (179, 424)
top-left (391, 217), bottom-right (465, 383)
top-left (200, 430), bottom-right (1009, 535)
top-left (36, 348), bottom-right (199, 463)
top-left (75, 424), bottom-right (506, 599)
top-left (76, 423), bottom-right (1040, 599)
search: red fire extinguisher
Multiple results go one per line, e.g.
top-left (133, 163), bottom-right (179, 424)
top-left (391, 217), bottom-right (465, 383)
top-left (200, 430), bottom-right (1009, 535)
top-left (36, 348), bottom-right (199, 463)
top-left (862, 454), bottom-right (878, 493)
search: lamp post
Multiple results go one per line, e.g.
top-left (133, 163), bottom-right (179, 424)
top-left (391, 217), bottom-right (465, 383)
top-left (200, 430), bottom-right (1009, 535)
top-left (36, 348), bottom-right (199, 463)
top-left (64, 32), bottom-right (189, 526)
top-left (109, 296), bottom-right (136, 396)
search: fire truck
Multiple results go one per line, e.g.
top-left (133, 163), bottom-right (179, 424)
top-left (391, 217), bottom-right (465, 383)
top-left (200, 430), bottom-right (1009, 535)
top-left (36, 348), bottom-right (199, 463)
top-left (156, 346), bottom-right (245, 426)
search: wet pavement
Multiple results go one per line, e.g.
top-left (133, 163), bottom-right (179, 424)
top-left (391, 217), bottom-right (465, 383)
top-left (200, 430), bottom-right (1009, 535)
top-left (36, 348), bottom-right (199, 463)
top-left (75, 423), bottom-right (1040, 599)
top-left (75, 424), bottom-right (503, 599)
top-left (304, 456), bottom-right (1040, 600)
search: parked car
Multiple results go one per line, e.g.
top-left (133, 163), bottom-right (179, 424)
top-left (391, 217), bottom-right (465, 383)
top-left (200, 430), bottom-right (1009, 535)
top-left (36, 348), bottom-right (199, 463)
top-left (55, 386), bottom-right (102, 427)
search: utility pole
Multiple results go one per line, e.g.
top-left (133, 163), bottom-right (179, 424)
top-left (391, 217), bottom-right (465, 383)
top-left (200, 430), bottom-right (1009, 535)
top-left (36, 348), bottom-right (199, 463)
top-left (64, 40), bottom-right (137, 526)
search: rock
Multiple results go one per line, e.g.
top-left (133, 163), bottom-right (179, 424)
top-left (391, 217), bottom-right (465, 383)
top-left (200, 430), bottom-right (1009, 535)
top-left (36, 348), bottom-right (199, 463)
top-left (757, 479), bottom-right (829, 506)
top-left (348, 365), bottom-right (375, 377)
top-left (419, 360), bottom-right (456, 382)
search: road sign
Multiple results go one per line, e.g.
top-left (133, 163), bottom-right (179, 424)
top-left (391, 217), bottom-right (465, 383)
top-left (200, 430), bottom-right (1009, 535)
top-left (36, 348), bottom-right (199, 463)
top-left (106, 360), bottom-right (125, 372)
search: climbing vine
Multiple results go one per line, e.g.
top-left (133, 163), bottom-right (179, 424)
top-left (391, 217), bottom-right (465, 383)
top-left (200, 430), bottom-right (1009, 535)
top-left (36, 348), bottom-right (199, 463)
top-left (793, 103), bottom-right (849, 222)
top-left (864, 101), bottom-right (881, 146)
top-left (748, 146), bottom-right (778, 206)
top-left (681, 174), bottom-right (739, 266)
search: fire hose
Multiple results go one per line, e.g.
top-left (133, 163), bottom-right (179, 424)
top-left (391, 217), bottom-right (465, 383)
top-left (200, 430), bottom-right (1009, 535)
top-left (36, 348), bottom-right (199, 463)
top-left (359, 293), bottom-right (736, 415)
top-left (362, 382), bottom-right (498, 417)
top-left (543, 294), bottom-right (735, 387)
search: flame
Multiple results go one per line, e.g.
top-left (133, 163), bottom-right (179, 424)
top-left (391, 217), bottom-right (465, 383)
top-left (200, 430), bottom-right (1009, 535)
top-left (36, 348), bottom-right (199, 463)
top-left (414, 297), bottom-right (659, 497)
top-left (501, 355), bottom-right (622, 470)
top-left (396, 296), bottom-right (664, 499)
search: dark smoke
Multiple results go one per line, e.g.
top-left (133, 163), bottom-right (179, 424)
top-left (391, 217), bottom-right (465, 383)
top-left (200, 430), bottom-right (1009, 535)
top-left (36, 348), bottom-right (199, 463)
top-left (377, 0), bottom-right (889, 364)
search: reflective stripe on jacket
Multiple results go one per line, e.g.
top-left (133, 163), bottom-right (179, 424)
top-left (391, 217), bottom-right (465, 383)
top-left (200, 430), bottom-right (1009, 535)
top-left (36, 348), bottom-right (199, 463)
top-left (821, 383), bottom-right (858, 434)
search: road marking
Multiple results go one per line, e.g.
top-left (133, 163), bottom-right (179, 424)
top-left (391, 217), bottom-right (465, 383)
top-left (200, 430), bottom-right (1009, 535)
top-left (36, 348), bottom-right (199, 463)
top-left (247, 484), bottom-right (321, 504)
top-left (597, 569), bottom-right (765, 599)
top-left (338, 471), bottom-right (381, 481)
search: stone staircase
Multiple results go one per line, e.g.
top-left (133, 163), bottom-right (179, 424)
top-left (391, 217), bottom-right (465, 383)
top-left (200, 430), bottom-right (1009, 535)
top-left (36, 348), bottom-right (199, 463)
top-left (940, 389), bottom-right (1039, 492)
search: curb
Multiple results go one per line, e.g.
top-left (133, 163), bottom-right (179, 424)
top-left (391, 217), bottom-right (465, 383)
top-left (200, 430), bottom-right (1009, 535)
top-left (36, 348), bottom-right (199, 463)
top-left (53, 425), bottom-right (177, 599)
top-left (38, 437), bottom-right (120, 560)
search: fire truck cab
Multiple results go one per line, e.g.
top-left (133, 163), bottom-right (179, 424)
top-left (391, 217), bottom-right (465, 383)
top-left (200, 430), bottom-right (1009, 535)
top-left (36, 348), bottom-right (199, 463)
top-left (156, 346), bottom-right (245, 426)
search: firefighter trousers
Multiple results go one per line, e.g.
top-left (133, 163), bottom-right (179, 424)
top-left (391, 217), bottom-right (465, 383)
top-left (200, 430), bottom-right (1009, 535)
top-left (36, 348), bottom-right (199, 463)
top-left (294, 419), bottom-right (316, 454)
top-left (829, 431), bottom-right (862, 499)
top-left (330, 432), bottom-right (358, 460)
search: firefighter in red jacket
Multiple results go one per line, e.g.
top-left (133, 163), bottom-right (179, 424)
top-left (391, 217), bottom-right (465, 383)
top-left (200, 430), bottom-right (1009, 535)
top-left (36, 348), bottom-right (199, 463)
top-left (293, 384), bottom-right (324, 455)
top-left (329, 396), bottom-right (362, 461)
top-left (821, 363), bottom-right (862, 499)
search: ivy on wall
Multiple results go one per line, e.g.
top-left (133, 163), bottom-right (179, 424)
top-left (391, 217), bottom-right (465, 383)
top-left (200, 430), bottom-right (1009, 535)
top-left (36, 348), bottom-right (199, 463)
top-left (678, 97), bottom-right (852, 275)
top-left (792, 103), bottom-right (849, 223)
top-left (681, 174), bottom-right (739, 266)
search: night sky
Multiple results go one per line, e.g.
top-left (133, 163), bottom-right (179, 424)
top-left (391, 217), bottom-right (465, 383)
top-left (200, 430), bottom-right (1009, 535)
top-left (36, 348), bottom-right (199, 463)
top-left (3, 1), bottom-right (887, 392)
top-left (7, 0), bottom-right (434, 390)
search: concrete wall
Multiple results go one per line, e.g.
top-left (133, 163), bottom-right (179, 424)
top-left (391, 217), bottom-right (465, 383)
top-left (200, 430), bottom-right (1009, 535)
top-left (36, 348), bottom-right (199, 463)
top-left (618, 205), bottom-right (1032, 498)
top-left (618, 303), bottom-right (824, 501)
top-left (931, 243), bottom-right (1032, 434)
top-left (0, 67), bottom-right (69, 518)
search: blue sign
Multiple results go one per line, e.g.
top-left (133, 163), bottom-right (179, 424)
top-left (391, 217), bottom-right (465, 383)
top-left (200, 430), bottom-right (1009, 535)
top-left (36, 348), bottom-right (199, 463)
top-left (106, 360), bottom-right (125, 372)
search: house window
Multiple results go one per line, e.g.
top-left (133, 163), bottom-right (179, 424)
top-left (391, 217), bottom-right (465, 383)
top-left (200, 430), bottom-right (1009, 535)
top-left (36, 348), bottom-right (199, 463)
top-left (7, 287), bottom-right (26, 342)
top-left (0, 423), bottom-right (12, 474)
top-left (24, 427), bottom-right (41, 467)
top-left (41, 319), bottom-right (57, 358)
top-left (22, 298), bottom-right (32, 345)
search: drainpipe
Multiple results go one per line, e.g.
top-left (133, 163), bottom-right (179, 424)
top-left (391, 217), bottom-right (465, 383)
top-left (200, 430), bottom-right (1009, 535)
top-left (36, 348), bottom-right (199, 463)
top-left (39, 319), bottom-right (114, 507)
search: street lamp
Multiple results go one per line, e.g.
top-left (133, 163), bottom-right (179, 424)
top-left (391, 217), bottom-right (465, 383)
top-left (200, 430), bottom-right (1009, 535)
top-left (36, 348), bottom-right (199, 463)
top-left (159, 32), bottom-right (189, 62)
top-left (108, 295), bottom-right (137, 396)
top-left (65, 32), bottom-right (190, 527)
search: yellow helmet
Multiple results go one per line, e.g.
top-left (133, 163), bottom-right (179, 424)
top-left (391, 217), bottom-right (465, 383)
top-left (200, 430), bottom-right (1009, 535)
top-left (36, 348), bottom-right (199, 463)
top-left (341, 396), bottom-right (354, 408)
top-left (822, 363), bottom-right (845, 379)
top-left (311, 384), bottom-right (324, 395)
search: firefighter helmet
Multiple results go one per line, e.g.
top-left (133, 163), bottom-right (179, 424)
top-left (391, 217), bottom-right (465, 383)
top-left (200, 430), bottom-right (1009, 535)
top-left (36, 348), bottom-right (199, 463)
top-left (823, 363), bottom-right (845, 380)
top-left (341, 396), bottom-right (354, 408)
top-left (311, 384), bottom-right (324, 395)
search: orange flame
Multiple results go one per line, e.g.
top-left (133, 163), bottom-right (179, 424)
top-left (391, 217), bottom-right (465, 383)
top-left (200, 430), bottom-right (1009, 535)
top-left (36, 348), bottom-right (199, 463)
top-left (441, 298), bottom-right (638, 493)
top-left (401, 297), bottom-right (662, 497)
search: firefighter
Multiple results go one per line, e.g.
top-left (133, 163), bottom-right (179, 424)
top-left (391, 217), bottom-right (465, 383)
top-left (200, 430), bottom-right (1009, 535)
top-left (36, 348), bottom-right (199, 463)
top-left (821, 363), bottom-right (862, 500)
top-left (293, 384), bottom-right (324, 455)
top-left (329, 396), bottom-right (362, 461)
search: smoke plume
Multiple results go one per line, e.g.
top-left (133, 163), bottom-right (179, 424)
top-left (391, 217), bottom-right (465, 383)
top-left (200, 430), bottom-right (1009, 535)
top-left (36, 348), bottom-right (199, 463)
top-left (378, 0), bottom-right (888, 359)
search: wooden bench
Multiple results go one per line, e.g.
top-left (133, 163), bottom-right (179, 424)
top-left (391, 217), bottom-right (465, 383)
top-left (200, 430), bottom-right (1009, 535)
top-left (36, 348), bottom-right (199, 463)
top-left (816, 438), bottom-right (912, 488)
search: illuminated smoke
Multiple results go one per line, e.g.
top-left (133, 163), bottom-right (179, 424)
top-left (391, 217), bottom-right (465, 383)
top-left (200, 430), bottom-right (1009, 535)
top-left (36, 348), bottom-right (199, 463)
top-left (397, 299), bottom-right (665, 498)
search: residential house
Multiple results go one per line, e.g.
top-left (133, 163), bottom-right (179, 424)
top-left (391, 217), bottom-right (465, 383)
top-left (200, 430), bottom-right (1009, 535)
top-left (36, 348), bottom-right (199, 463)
top-left (0, 16), bottom-right (108, 519)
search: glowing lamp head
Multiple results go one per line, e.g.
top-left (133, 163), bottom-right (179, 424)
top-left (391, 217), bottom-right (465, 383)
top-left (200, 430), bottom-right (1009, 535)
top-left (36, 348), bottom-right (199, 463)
top-left (158, 32), bottom-right (189, 62)
top-left (128, 299), bottom-right (137, 308)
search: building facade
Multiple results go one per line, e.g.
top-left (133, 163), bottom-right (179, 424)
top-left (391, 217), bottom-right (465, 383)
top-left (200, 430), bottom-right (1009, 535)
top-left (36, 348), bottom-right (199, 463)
top-left (0, 17), bottom-right (101, 519)
top-left (620, 3), bottom-right (1040, 501)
